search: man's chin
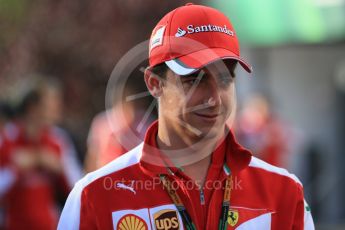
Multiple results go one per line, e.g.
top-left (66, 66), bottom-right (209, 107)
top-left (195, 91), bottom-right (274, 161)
top-left (186, 121), bottom-right (224, 140)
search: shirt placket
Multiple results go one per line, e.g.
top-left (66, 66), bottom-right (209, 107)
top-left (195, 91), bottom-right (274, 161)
top-left (205, 170), bottom-right (228, 229)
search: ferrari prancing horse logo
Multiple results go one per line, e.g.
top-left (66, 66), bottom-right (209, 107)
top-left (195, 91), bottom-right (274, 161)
top-left (227, 210), bottom-right (239, 227)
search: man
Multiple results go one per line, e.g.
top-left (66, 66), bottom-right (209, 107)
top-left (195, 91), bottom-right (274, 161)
top-left (58, 4), bottom-right (314, 229)
top-left (1, 80), bottom-right (82, 230)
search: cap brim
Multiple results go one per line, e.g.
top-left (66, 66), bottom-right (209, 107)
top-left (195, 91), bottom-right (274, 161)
top-left (165, 48), bottom-right (252, 76)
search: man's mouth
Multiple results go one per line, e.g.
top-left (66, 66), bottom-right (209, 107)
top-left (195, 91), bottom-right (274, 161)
top-left (193, 112), bottom-right (220, 119)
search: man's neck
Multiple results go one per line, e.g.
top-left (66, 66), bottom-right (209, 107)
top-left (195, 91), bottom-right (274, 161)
top-left (156, 121), bottom-right (225, 188)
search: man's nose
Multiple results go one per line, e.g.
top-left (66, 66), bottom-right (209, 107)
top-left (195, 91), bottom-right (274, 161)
top-left (205, 79), bottom-right (221, 107)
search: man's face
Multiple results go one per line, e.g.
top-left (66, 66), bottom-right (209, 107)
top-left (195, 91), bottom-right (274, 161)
top-left (38, 88), bottom-right (63, 126)
top-left (159, 60), bottom-right (236, 140)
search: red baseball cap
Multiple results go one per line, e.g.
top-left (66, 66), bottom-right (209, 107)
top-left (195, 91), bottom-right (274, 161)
top-left (148, 3), bottom-right (252, 75)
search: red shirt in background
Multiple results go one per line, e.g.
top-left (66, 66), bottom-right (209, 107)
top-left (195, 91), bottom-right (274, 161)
top-left (0, 123), bottom-right (82, 230)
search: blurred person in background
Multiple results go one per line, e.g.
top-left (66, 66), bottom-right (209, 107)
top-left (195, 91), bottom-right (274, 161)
top-left (0, 78), bottom-right (82, 230)
top-left (235, 95), bottom-right (291, 168)
top-left (0, 103), bottom-right (14, 130)
top-left (84, 83), bottom-right (155, 172)
top-left (0, 102), bottom-right (15, 230)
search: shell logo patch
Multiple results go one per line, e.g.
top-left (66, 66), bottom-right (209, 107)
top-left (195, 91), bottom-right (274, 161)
top-left (112, 208), bottom-right (151, 230)
top-left (117, 214), bottom-right (148, 230)
top-left (153, 209), bottom-right (180, 230)
top-left (227, 209), bottom-right (239, 227)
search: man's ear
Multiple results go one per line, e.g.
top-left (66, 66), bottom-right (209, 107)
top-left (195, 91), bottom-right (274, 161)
top-left (144, 68), bottom-right (163, 98)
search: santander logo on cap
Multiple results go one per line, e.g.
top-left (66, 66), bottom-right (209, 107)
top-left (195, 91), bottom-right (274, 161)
top-left (175, 24), bottom-right (234, 38)
top-left (175, 28), bottom-right (187, 37)
top-left (148, 3), bottom-right (253, 75)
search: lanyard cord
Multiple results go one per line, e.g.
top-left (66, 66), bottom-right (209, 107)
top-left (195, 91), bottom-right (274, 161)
top-left (159, 175), bottom-right (197, 230)
top-left (219, 175), bottom-right (232, 230)
top-left (159, 170), bottom-right (232, 230)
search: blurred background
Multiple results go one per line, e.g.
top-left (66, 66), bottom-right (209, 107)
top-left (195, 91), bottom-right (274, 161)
top-left (0, 0), bottom-right (344, 229)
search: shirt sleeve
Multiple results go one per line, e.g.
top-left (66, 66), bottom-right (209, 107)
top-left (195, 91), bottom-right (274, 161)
top-left (57, 182), bottom-right (83, 230)
top-left (293, 183), bottom-right (315, 230)
top-left (57, 179), bottom-right (97, 230)
top-left (0, 135), bottom-right (17, 200)
top-left (304, 199), bottom-right (315, 230)
top-left (53, 127), bottom-right (83, 189)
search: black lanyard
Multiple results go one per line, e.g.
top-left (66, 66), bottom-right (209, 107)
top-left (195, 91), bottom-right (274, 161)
top-left (159, 165), bottom-right (232, 230)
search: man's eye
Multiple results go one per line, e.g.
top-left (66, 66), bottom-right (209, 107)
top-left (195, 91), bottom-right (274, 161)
top-left (221, 77), bottom-right (231, 84)
top-left (219, 76), bottom-right (233, 86)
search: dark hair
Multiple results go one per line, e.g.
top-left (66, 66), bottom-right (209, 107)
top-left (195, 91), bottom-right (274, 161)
top-left (149, 63), bottom-right (169, 79)
top-left (17, 90), bottom-right (41, 116)
top-left (17, 78), bottom-right (62, 117)
top-left (0, 102), bottom-right (14, 120)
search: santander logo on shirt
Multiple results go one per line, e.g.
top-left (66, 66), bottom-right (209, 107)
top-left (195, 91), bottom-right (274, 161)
top-left (175, 24), bottom-right (234, 37)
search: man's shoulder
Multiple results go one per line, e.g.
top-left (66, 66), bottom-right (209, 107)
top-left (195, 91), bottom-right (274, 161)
top-left (76, 143), bottom-right (144, 190)
top-left (57, 144), bottom-right (145, 230)
top-left (247, 156), bottom-right (302, 187)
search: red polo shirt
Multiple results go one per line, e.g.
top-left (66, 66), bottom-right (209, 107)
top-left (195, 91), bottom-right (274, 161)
top-left (0, 123), bottom-right (82, 230)
top-left (58, 121), bottom-right (314, 229)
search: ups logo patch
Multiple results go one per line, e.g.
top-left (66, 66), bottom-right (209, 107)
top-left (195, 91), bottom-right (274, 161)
top-left (153, 209), bottom-right (180, 230)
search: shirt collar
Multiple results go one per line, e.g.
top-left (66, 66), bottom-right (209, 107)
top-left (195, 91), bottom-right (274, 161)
top-left (139, 120), bottom-right (252, 176)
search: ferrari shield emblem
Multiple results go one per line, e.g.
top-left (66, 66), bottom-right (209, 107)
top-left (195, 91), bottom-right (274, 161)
top-left (227, 210), bottom-right (239, 227)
